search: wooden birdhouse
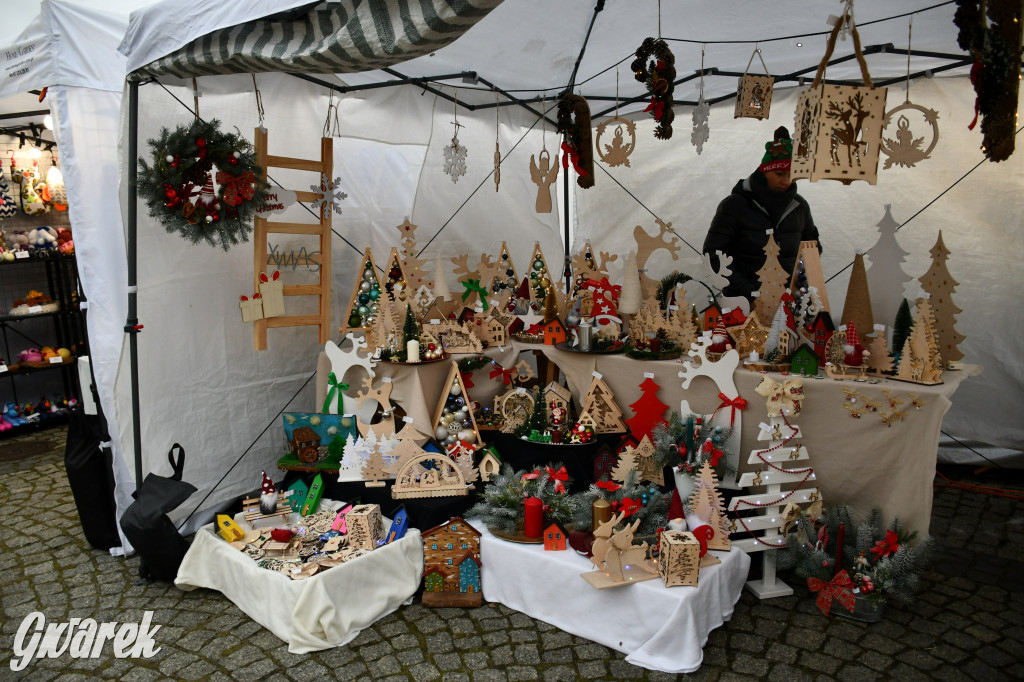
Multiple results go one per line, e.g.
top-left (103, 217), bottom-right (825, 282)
top-left (701, 303), bottom-right (722, 331)
top-left (347, 504), bottom-right (385, 550)
top-left (790, 15), bottom-right (887, 185)
top-left (290, 426), bottom-right (321, 464)
top-left (659, 530), bottom-right (701, 587)
top-left (543, 382), bottom-right (573, 421)
top-left (543, 521), bottom-right (569, 551)
top-left (477, 448), bottom-right (502, 482)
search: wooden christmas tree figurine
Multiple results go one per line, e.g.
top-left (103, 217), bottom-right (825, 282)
top-left (865, 205), bottom-right (912, 331)
top-left (396, 219), bottom-right (432, 291)
top-left (341, 248), bottom-right (384, 335)
top-left (361, 443), bottom-right (389, 488)
top-left (580, 372), bottom-right (627, 434)
top-left (687, 460), bottom-right (731, 551)
top-left (753, 233), bottom-right (789, 324)
top-left (896, 298), bottom-right (943, 384)
top-left (840, 252), bottom-right (875, 341)
top-left (918, 231), bottom-right (965, 365)
top-left (729, 376), bottom-right (821, 599)
top-left (621, 434), bottom-right (662, 486)
top-left (866, 324), bottom-right (895, 375)
top-left (624, 376), bottom-right (669, 441)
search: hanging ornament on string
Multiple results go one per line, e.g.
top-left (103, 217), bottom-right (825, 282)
top-left (493, 92), bottom-right (501, 192)
top-left (631, 1), bottom-right (675, 140)
top-left (880, 16), bottom-right (940, 170)
top-left (529, 93), bottom-right (558, 212)
top-left (309, 173), bottom-right (347, 219)
top-left (443, 91), bottom-right (468, 184)
top-left (691, 45), bottom-right (710, 155)
top-left (734, 45), bottom-right (774, 120)
top-left (45, 153), bottom-right (68, 211)
top-left (596, 70), bottom-right (637, 167)
top-left (556, 91), bottom-right (594, 189)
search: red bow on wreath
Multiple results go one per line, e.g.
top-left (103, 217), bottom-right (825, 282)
top-left (712, 392), bottom-right (747, 427)
top-left (610, 497), bottom-right (642, 517)
top-left (644, 97), bottom-right (665, 121)
top-left (521, 466), bottom-right (568, 494)
top-left (489, 365), bottom-right (515, 385)
top-left (595, 480), bottom-right (621, 492)
top-left (216, 170), bottom-right (256, 207)
top-left (460, 371), bottom-right (475, 390)
top-left (560, 142), bottom-right (588, 177)
top-left (807, 570), bottom-right (857, 617)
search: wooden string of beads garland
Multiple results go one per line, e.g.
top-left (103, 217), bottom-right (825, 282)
top-left (631, 37), bottom-right (675, 140)
top-left (138, 118), bottom-right (269, 250)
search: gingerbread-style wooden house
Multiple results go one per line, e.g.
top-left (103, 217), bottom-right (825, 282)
top-left (421, 517), bottom-right (483, 607)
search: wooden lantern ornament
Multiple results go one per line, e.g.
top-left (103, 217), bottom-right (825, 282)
top-left (791, 10), bottom-right (887, 185)
top-left (734, 47), bottom-right (774, 120)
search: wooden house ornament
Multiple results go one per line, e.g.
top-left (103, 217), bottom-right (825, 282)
top-left (543, 521), bottom-right (569, 551)
top-left (341, 248), bottom-right (385, 335)
top-left (421, 517), bottom-right (483, 607)
top-left (543, 382), bottom-right (573, 424)
top-left (592, 444), bottom-right (619, 482)
top-left (477, 447), bottom-right (502, 482)
top-left (808, 311), bottom-right (836, 364)
top-left (544, 318), bottom-right (568, 345)
top-left (789, 343), bottom-right (820, 377)
top-left (483, 311), bottom-right (510, 347)
top-left (347, 504), bottom-right (385, 550)
top-left (701, 302), bottom-right (723, 331)
top-left (290, 426), bottom-right (322, 464)
top-left (659, 530), bottom-right (701, 587)
top-left (791, 13), bottom-right (887, 185)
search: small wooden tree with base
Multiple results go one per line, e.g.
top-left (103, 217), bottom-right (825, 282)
top-left (687, 460), bottom-right (731, 551)
top-left (729, 387), bottom-right (821, 599)
top-left (918, 231), bottom-right (965, 366)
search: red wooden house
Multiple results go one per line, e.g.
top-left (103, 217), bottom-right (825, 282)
top-left (808, 311), bottom-right (836, 364)
top-left (544, 318), bottom-right (568, 345)
top-left (543, 521), bottom-right (569, 551)
top-left (701, 303), bottom-right (723, 331)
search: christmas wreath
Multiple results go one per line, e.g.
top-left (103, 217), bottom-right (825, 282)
top-left (467, 463), bottom-right (583, 534)
top-left (631, 37), bottom-right (676, 140)
top-left (137, 119), bottom-right (270, 250)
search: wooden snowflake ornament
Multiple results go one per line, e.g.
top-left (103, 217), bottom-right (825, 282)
top-left (309, 173), bottom-right (347, 218)
top-left (444, 129), bottom-right (468, 184)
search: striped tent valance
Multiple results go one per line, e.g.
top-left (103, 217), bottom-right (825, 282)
top-left (131, 0), bottom-right (504, 80)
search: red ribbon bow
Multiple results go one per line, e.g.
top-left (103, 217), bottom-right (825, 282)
top-left (807, 570), bottom-right (857, 617)
top-left (610, 497), bottom-right (642, 517)
top-left (460, 371), bottom-right (475, 389)
top-left (700, 439), bottom-right (725, 468)
top-left (521, 466), bottom-right (569, 494)
top-left (216, 170), bottom-right (256, 207)
top-left (560, 142), bottom-right (588, 177)
top-left (644, 97), bottom-right (665, 121)
top-left (595, 480), bottom-right (621, 492)
top-left (489, 365), bottom-right (515, 385)
top-left (713, 392), bottom-right (747, 427)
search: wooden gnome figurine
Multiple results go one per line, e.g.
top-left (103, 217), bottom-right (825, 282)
top-left (259, 470), bottom-right (278, 515)
top-left (842, 321), bottom-right (868, 367)
top-left (708, 320), bottom-right (734, 354)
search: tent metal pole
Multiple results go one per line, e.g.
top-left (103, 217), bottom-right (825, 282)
top-left (125, 80), bottom-right (143, 487)
top-left (562, 143), bottom-right (571, 294)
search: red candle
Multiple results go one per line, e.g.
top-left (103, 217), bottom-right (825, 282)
top-left (524, 497), bottom-right (543, 538)
top-left (834, 522), bottom-right (845, 575)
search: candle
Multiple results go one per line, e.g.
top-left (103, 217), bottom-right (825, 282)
top-left (406, 339), bottom-right (420, 362)
top-left (578, 318), bottom-right (593, 351)
top-left (524, 497), bottom-right (544, 538)
top-left (834, 522), bottom-right (845, 575)
top-left (592, 498), bottom-right (612, 529)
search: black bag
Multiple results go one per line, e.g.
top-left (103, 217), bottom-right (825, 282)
top-left (119, 444), bottom-right (197, 581)
top-left (64, 410), bottom-right (121, 551)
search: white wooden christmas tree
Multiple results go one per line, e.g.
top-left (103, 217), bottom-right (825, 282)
top-left (918, 231), bottom-right (965, 365)
top-left (729, 380), bottom-right (821, 599)
top-left (865, 205), bottom-right (912, 331)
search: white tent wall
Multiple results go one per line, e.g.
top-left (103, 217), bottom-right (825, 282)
top-left (575, 77), bottom-right (1024, 450)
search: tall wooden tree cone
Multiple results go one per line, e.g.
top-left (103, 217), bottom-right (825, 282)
top-left (840, 252), bottom-right (874, 341)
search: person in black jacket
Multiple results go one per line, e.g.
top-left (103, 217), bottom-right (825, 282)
top-left (703, 126), bottom-right (821, 302)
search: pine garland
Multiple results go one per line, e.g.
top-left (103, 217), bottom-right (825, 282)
top-left (467, 463), bottom-right (582, 534)
top-left (777, 505), bottom-right (935, 608)
top-left (137, 119), bottom-right (270, 250)
top-left (655, 271), bottom-right (691, 311)
top-left (570, 467), bottom-right (668, 538)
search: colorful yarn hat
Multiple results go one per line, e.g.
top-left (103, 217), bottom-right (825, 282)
top-left (759, 126), bottom-right (793, 173)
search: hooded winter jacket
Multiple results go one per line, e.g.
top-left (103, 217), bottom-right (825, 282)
top-left (702, 172), bottom-right (821, 301)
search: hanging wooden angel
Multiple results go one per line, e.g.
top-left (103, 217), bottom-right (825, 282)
top-left (443, 92), bottom-right (468, 184)
top-left (529, 95), bottom-right (558, 213)
top-left (735, 46), bottom-right (774, 120)
top-left (595, 71), bottom-right (636, 168)
top-left (880, 20), bottom-right (939, 170)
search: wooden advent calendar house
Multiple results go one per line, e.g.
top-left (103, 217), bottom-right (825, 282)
top-left (421, 517), bottom-right (482, 606)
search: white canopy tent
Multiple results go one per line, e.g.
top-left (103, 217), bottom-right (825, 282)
top-left (3, 1), bottom-right (1021, 536)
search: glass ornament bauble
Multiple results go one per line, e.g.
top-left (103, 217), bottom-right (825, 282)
top-left (358, 293), bottom-right (370, 305)
top-left (358, 305), bottom-right (369, 315)
top-left (435, 425), bottom-right (448, 440)
top-left (457, 430), bottom-right (472, 442)
top-left (533, 259), bottom-right (543, 270)
top-left (360, 281), bottom-right (371, 292)
top-left (365, 315), bottom-right (376, 325)
top-left (449, 384), bottom-right (462, 396)
top-left (363, 268), bottom-right (374, 281)
top-left (444, 435), bottom-right (457, 447)
top-left (348, 313), bottom-right (362, 327)
top-left (368, 288), bottom-right (380, 300)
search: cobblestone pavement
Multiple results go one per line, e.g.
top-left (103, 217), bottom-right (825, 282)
top-left (2, 425), bottom-right (1023, 681)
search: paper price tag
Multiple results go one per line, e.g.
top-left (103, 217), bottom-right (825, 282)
top-left (873, 324), bottom-right (885, 331)
top-left (0, 365), bottom-right (7, 373)
top-left (668, 305), bottom-right (679, 311)
top-left (402, 416), bottom-right (413, 423)
top-left (49, 356), bottom-right (63, 364)
top-left (591, 371), bottom-right (603, 379)
top-left (643, 372), bottom-right (655, 379)
top-left (28, 305), bottom-right (43, 314)
top-left (382, 377), bottom-right (393, 383)
top-left (429, 319), bottom-right (440, 324)
top-left (515, 387), bottom-right (526, 394)
top-left (758, 422), bottom-right (771, 433)
top-left (15, 251), bottom-right (29, 259)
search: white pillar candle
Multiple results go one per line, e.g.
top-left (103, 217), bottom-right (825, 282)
top-left (407, 339), bottom-right (420, 363)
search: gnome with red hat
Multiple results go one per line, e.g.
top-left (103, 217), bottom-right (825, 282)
top-left (259, 470), bottom-right (278, 515)
top-left (702, 126), bottom-right (823, 302)
top-left (843, 321), bottom-right (868, 367)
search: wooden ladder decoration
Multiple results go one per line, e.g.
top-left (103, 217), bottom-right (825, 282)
top-left (253, 128), bottom-right (333, 350)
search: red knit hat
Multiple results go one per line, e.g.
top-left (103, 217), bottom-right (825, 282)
top-left (759, 126), bottom-right (793, 173)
